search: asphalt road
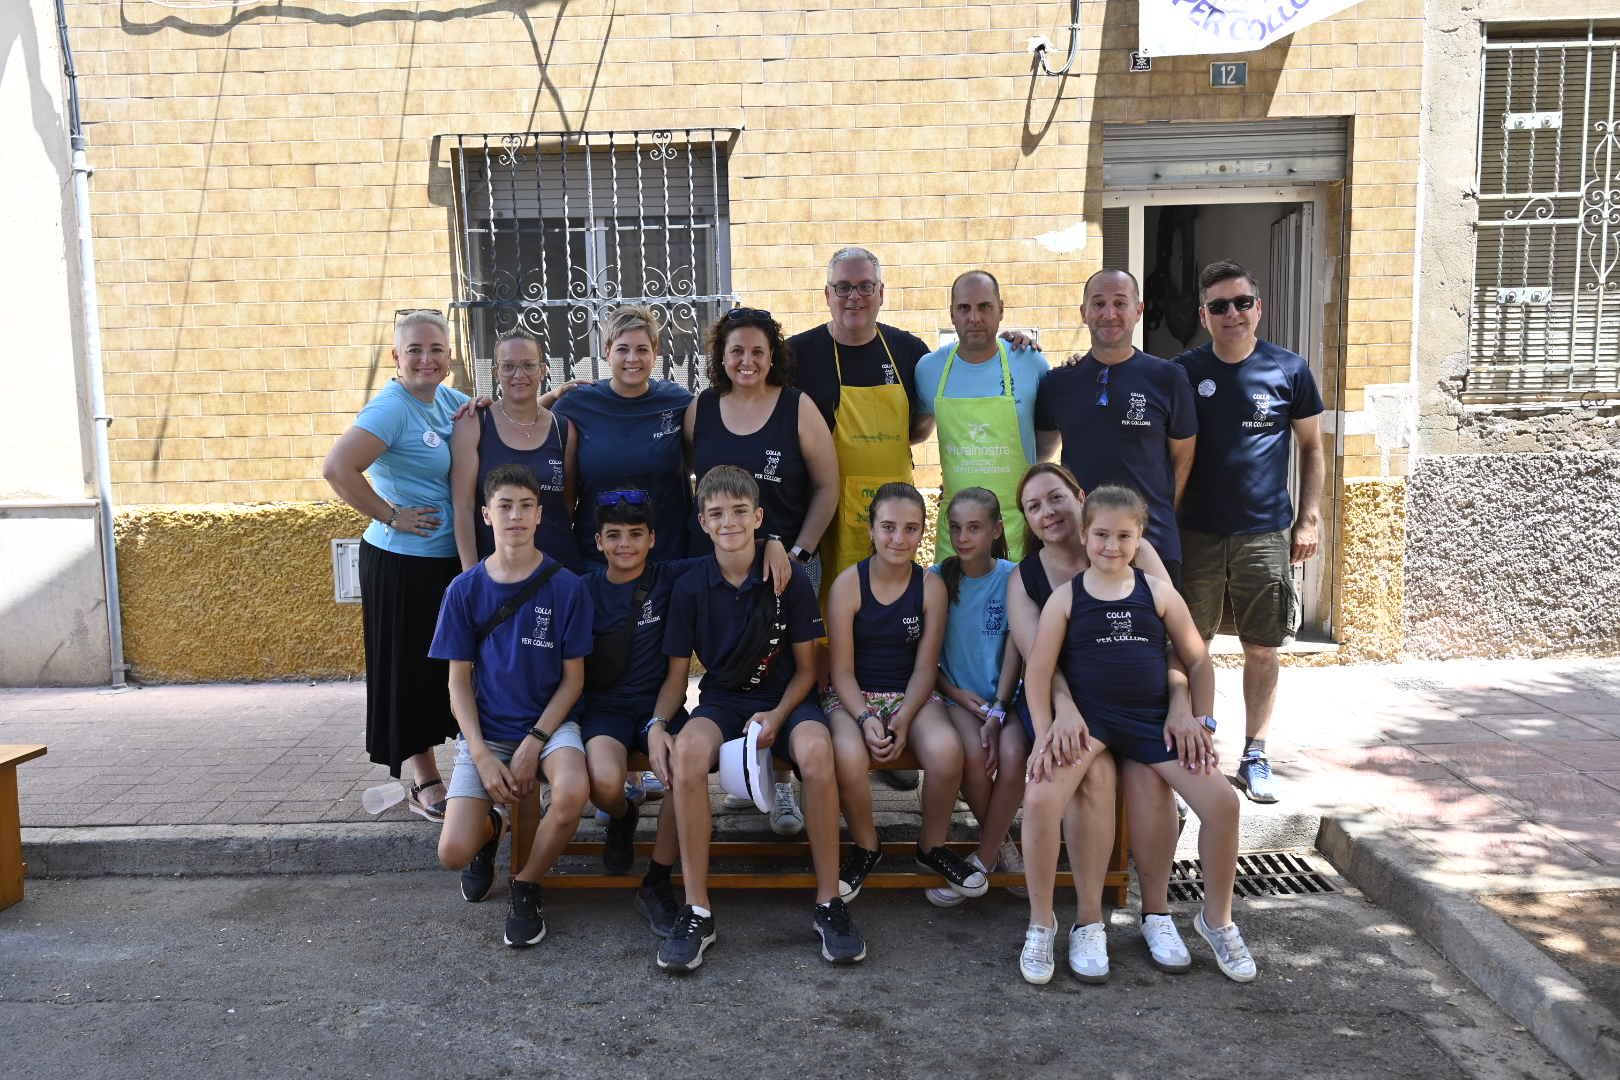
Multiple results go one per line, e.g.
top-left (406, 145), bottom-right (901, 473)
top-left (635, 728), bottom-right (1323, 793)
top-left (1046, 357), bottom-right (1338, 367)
top-left (0, 870), bottom-right (1570, 1080)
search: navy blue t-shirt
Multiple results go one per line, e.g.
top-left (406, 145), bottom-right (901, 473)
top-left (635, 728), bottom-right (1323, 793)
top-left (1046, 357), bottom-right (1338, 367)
top-left (1034, 350), bottom-right (1197, 561)
top-left (579, 555), bottom-right (709, 720)
top-left (662, 549), bottom-right (825, 710)
top-left (1174, 340), bottom-right (1325, 536)
top-left (427, 558), bottom-right (595, 744)
top-left (552, 379), bottom-right (692, 565)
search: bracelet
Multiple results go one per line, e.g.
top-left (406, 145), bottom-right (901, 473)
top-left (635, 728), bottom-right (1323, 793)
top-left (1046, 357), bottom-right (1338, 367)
top-left (525, 724), bottom-right (551, 745)
top-left (385, 506), bottom-right (399, 528)
top-left (642, 715), bottom-right (666, 737)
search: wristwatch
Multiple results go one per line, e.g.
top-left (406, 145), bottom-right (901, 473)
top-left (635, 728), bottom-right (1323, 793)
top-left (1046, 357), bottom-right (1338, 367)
top-left (789, 544), bottom-right (815, 563)
top-left (1198, 715), bottom-right (1217, 732)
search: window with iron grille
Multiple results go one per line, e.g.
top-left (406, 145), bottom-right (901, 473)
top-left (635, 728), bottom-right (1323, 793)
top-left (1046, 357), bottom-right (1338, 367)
top-left (1472, 25), bottom-right (1620, 403)
top-left (450, 130), bottom-right (737, 394)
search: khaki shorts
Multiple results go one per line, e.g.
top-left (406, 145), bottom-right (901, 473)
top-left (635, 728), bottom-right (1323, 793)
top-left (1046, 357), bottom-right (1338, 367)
top-left (1180, 528), bottom-right (1298, 647)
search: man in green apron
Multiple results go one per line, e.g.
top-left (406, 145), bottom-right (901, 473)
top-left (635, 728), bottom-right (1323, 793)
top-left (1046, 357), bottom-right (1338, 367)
top-left (914, 271), bottom-right (1053, 560)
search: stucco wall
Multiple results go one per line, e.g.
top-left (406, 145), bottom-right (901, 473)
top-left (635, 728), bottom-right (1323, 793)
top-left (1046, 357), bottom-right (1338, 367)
top-left (115, 503), bottom-right (366, 681)
top-left (1405, 451), bottom-right (1620, 659)
top-left (1334, 476), bottom-right (1405, 663)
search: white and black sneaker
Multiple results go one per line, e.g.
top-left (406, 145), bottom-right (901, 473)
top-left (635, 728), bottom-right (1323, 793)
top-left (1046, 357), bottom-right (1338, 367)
top-left (813, 897), bottom-right (867, 965)
top-left (657, 906), bottom-right (717, 973)
top-left (838, 845), bottom-right (883, 902)
top-left (916, 844), bottom-right (989, 898)
top-left (503, 879), bottom-right (547, 947)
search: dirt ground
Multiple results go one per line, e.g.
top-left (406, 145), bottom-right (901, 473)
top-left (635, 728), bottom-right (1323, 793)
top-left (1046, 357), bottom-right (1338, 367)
top-left (1480, 888), bottom-right (1620, 1018)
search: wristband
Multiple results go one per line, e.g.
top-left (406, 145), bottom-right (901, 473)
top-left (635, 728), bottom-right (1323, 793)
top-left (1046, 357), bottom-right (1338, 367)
top-left (985, 705), bottom-right (1007, 728)
top-left (525, 724), bottom-right (551, 745)
top-left (1198, 715), bottom-right (1217, 732)
top-left (385, 506), bottom-right (399, 528)
top-left (642, 715), bottom-right (666, 737)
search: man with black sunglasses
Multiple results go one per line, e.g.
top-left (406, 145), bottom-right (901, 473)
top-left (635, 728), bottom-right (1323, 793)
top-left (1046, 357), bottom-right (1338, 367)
top-left (1172, 260), bottom-right (1324, 806)
top-left (1034, 269), bottom-right (1198, 588)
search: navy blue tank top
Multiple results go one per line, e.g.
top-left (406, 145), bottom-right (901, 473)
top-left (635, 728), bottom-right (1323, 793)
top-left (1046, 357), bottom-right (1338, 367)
top-left (474, 408), bottom-right (582, 570)
top-left (690, 387), bottom-right (812, 550)
top-left (1018, 552), bottom-right (1055, 610)
top-left (853, 559), bottom-right (925, 693)
top-left (1059, 569), bottom-right (1169, 729)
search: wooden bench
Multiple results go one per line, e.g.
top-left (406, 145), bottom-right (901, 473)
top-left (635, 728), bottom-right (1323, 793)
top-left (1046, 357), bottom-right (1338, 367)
top-left (510, 748), bottom-right (1129, 907)
top-left (1, 745), bottom-right (48, 912)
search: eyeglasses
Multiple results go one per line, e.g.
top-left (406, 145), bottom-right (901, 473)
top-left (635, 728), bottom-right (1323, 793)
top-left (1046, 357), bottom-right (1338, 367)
top-left (827, 281), bottom-right (879, 298)
top-left (497, 362), bottom-right (543, 376)
top-left (597, 489), bottom-right (650, 507)
top-left (721, 307), bottom-right (773, 324)
top-left (1203, 295), bottom-right (1258, 315)
top-left (394, 307), bottom-right (444, 320)
top-left (1096, 365), bottom-right (1110, 407)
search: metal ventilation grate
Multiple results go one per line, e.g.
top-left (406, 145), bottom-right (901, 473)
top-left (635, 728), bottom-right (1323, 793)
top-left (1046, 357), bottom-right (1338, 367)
top-left (1165, 851), bottom-right (1336, 903)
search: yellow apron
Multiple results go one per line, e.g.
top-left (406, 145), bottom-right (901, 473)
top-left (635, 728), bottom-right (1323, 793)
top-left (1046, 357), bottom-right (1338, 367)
top-left (933, 340), bottom-right (1028, 561)
top-left (825, 329), bottom-right (913, 588)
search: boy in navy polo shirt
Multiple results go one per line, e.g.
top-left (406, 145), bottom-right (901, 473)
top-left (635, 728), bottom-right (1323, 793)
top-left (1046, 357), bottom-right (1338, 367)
top-left (429, 464), bottom-right (594, 948)
top-left (1035, 269), bottom-right (1198, 585)
top-left (652, 465), bottom-right (865, 972)
top-left (1174, 260), bottom-right (1325, 805)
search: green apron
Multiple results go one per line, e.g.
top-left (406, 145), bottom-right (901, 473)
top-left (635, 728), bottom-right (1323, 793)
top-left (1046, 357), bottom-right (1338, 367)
top-left (933, 339), bottom-right (1028, 560)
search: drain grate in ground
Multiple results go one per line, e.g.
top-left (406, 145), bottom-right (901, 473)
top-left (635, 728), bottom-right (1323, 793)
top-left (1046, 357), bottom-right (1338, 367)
top-left (1165, 851), bottom-right (1336, 903)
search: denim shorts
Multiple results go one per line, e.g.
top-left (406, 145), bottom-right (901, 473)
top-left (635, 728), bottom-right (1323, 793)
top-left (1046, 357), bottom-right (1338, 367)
top-left (445, 721), bottom-right (585, 802)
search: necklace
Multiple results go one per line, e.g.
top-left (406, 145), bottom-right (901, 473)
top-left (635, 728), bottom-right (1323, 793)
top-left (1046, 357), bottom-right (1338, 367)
top-left (497, 401), bottom-right (540, 430)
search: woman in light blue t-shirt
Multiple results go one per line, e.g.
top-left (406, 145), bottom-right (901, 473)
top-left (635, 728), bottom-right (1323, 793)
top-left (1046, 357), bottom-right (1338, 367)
top-left (928, 487), bottom-right (1027, 905)
top-left (323, 311), bottom-right (469, 822)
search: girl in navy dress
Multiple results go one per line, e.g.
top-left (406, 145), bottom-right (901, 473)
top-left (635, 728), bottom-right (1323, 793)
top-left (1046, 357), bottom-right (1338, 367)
top-left (823, 483), bottom-right (987, 904)
top-left (1020, 486), bottom-right (1253, 987)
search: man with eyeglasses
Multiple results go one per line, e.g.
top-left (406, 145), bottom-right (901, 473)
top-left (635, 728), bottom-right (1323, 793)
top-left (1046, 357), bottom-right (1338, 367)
top-left (1172, 260), bottom-right (1324, 805)
top-left (1035, 269), bottom-right (1197, 588)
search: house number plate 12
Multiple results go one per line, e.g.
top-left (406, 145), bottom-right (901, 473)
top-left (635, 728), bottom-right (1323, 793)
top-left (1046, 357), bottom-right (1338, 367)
top-left (1211, 61), bottom-right (1248, 88)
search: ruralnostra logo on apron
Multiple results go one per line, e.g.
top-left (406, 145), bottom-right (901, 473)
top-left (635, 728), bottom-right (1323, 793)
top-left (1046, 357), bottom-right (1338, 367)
top-left (933, 340), bottom-right (1028, 560)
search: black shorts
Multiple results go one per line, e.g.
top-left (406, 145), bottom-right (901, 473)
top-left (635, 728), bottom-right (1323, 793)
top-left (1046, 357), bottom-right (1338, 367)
top-left (672, 698), bottom-right (829, 772)
top-left (578, 706), bottom-right (688, 755)
top-left (1015, 695), bottom-right (1175, 766)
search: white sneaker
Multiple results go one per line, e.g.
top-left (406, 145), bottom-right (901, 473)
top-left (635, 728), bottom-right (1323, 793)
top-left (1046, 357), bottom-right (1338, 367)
top-left (1020, 919), bottom-right (1057, 985)
top-left (1194, 909), bottom-right (1258, 983)
top-left (721, 793), bottom-right (754, 810)
top-left (769, 781), bottom-right (804, 836)
top-left (925, 853), bottom-right (986, 908)
top-left (1067, 921), bottom-right (1109, 983)
top-left (997, 839), bottom-right (1028, 898)
top-left (1141, 913), bottom-right (1192, 973)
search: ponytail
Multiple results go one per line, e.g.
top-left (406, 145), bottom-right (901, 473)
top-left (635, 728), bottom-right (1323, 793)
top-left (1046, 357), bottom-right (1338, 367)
top-left (940, 487), bottom-right (1010, 605)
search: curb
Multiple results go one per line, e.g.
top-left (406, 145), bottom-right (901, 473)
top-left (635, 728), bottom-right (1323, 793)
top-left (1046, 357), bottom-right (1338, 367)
top-left (1318, 813), bottom-right (1620, 1080)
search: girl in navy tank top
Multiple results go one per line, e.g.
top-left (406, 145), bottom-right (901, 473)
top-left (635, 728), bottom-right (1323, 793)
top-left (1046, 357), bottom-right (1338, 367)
top-left (450, 333), bottom-right (582, 571)
top-left (823, 484), bottom-right (987, 903)
top-left (1018, 486), bottom-right (1257, 987)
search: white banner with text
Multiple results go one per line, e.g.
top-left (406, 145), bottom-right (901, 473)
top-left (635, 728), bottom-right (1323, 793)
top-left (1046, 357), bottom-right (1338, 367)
top-left (1139, 0), bottom-right (1363, 58)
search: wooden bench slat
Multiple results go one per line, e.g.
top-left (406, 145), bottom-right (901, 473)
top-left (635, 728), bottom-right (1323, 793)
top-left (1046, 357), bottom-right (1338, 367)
top-left (0, 745), bottom-right (48, 769)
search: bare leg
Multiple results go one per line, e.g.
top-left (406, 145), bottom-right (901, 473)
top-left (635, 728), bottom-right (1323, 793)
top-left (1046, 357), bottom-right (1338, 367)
top-left (1149, 762), bottom-right (1242, 926)
top-left (406, 748), bottom-right (443, 792)
top-left (791, 721), bottom-right (842, 905)
top-left (671, 719), bottom-right (724, 911)
top-left (516, 748), bottom-right (587, 883)
top-left (1064, 752), bottom-right (1117, 927)
top-left (945, 703), bottom-right (993, 823)
top-left (828, 707), bottom-right (878, 850)
top-left (1021, 742), bottom-right (1107, 928)
top-left (1241, 642), bottom-right (1280, 743)
top-left (975, 722), bottom-right (1029, 867)
top-left (909, 702), bottom-right (964, 850)
top-left (1121, 759), bottom-right (1178, 912)
top-left (437, 795), bottom-right (495, 869)
top-left (585, 736), bottom-right (630, 819)
top-left (650, 794), bottom-right (678, 866)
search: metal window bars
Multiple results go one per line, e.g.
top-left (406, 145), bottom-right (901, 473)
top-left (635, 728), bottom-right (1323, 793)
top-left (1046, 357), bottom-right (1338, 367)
top-left (1472, 25), bottom-right (1620, 402)
top-left (449, 130), bottom-right (739, 396)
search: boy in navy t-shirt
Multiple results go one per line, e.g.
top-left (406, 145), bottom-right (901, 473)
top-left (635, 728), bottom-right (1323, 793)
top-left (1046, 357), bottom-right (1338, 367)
top-left (651, 466), bottom-right (866, 972)
top-left (428, 464), bottom-right (594, 948)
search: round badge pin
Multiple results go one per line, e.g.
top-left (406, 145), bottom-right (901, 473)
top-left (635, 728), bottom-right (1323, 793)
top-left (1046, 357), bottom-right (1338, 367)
top-left (422, 429), bottom-right (442, 448)
top-left (1197, 379), bottom-right (1217, 398)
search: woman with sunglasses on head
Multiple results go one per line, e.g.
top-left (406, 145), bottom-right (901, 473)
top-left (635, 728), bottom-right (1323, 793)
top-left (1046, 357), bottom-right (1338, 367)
top-left (685, 307), bottom-right (839, 593)
top-left (451, 330), bottom-right (582, 572)
top-left (323, 310), bottom-right (469, 822)
top-left (544, 305), bottom-right (695, 566)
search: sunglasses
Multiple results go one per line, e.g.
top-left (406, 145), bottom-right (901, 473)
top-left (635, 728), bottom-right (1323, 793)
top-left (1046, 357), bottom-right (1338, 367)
top-left (720, 307), bottom-right (773, 324)
top-left (596, 489), bottom-right (650, 507)
top-left (1203, 295), bottom-right (1258, 316)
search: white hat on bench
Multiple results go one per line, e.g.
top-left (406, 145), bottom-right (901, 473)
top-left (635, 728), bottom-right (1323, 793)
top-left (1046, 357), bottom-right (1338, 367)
top-left (718, 720), bottom-right (776, 814)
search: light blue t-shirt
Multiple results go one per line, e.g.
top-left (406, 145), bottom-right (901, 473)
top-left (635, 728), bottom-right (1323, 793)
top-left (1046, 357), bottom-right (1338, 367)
top-left (915, 344), bottom-right (1050, 464)
top-left (929, 558), bottom-right (1016, 701)
top-left (354, 379), bottom-right (470, 558)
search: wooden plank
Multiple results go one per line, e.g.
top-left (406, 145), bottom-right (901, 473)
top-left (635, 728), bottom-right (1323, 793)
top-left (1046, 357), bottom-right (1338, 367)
top-left (535, 870), bottom-right (1126, 892)
top-left (0, 745), bottom-right (47, 769)
top-left (0, 765), bottom-right (25, 910)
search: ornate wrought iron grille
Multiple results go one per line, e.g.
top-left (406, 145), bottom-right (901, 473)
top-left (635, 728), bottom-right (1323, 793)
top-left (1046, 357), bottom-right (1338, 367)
top-left (450, 130), bottom-right (737, 394)
top-left (1472, 27), bottom-right (1620, 402)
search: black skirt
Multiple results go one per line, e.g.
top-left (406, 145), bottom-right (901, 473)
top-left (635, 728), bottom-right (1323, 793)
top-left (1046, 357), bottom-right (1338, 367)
top-left (359, 540), bottom-right (461, 775)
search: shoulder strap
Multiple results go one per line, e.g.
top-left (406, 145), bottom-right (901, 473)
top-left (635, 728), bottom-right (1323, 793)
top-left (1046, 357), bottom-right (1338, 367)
top-left (475, 560), bottom-right (563, 644)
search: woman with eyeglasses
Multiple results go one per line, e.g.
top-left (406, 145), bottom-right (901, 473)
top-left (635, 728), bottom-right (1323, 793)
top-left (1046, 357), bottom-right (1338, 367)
top-left (685, 307), bottom-right (839, 591)
top-left (323, 310), bottom-right (469, 822)
top-left (450, 330), bottom-right (582, 572)
top-left (545, 305), bottom-right (694, 566)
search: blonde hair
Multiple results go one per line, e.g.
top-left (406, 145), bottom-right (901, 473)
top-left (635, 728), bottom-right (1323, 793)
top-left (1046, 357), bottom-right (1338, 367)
top-left (1080, 485), bottom-right (1149, 531)
top-left (394, 310), bottom-right (450, 350)
top-left (600, 304), bottom-right (662, 353)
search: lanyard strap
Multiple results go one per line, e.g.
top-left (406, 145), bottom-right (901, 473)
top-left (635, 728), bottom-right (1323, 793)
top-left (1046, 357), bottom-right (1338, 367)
top-left (831, 327), bottom-right (898, 386)
top-left (940, 338), bottom-right (1012, 399)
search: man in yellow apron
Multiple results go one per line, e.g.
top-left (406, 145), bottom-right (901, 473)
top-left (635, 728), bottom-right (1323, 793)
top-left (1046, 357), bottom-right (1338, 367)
top-left (787, 247), bottom-right (934, 585)
top-left (914, 271), bottom-right (1053, 561)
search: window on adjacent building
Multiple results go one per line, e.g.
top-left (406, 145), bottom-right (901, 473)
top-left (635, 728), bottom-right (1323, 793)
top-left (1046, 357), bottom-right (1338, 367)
top-left (1472, 26), bottom-right (1620, 402)
top-left (452, 130), bottom-right (736, 393)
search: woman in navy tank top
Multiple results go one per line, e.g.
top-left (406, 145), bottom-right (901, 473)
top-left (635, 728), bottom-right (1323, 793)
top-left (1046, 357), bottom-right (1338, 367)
top-left (822, 483), bottom-right (987, 905)
top-left (450, 332), bottom-right (582, 571)
top-left (1020, 486), bottom-right (1256, 987)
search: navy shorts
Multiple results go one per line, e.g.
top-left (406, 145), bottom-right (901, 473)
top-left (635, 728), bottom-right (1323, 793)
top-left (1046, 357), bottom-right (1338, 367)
top-left (1015, 695), bottom-right (1176, 766)
top-left (672, 698), bottom-right (829, 773)
top-left (578, 707), bottom-right (687, 755)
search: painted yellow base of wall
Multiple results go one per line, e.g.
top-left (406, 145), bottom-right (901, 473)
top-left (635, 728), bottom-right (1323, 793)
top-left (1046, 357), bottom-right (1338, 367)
top-left (116, 502), bottom-right (368, 682)
top-left (1333, 476), bottom-right (1407, 664)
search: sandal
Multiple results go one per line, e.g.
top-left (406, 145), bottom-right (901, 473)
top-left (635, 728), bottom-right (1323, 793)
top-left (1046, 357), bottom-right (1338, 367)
top-left (407, 778), bottom-right (448, 822)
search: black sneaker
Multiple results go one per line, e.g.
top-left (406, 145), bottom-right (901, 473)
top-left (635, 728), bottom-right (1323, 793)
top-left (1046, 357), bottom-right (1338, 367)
top-left (875, 769), bottom-right (919, 791)
top-left (838, 845), bottom-right (883, 902)
top-left (503, 879), bottom-right (547, 948)
top-left (635, 876), bottom-right (679, 939)
top-left (461, 807), bottom-right (504, 903)
top-left (657, 906), bottom-right (716, 973)
top-left (603, 801), bottom-right (639, 875)
top-left (916, 844), bottom-right (990, 898)
top-left (813, 898), bottom-right (867, 965)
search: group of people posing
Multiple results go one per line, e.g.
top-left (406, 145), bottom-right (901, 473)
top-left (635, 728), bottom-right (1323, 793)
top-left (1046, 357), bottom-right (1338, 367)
top-left (322, 246), bottom-right (1326, 986)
